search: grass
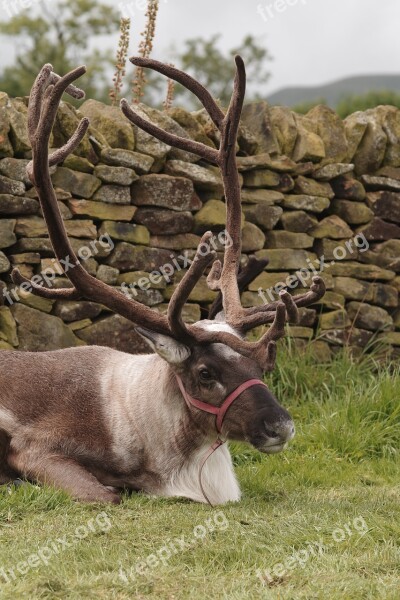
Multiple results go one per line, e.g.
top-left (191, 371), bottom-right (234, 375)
top-left (0, 347), bottom-right (399, 599)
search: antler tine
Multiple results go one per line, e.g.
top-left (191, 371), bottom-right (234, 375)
top-left (252, 293), bottom-right (296, 371)
top-left (120, 99), bottom-right (219, 165)
top-left (264, 341), bottom-right (277, 372)
top-left (224, 56), bottom-right (246, 140)
top-left (24, 117), bottom-right (90, 185)
top-left (207, 55), bottom-right (247, 327)
top-left (278, 290), bottom-right (299, 324)
top-left (242, 276), bottom-right (326, 330)
top-left (27, 64), bottom-right (53, 137)
top-left (48, 117), bottom-right (90, 167)
top-left (168, 232), bottom-right (216, 341)
top-left (35, 66), bottom-right (87, 146)
top-left (15, 64), bottom-right (174, 336)
top-left (129, 57), bottom-right (225, 128)
top-left (259, 300), bottom-right (287, 345)
top-left (28, 65), bottom-right (85, 140)
top-left (244, 289), bottom-right (300, 328)
top-left (48, 71), bottom-right (86, 99)
top-left (11, 269), bottom-right (81, 300)
top-left (207, 256), bottom-right (268, 320)
top-left (23, 66), bottom-right (88, 297)
top-left (206, 259), bottom-right (222, 291)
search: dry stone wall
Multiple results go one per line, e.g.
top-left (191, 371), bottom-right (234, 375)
top-left (0, 93), bottom-right (399, 360)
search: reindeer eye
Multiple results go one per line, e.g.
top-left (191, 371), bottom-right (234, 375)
top-left (199, 368), bottom-right (212, 382)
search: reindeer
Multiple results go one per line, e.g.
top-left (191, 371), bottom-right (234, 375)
top-left (0, 58), bottom-right (325, 505)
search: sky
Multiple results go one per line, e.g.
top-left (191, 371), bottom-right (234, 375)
top-left (0, 0), bottom-right (399, 96)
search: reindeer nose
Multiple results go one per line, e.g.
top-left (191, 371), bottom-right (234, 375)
top-left (265, 421), bottom-right (295, 442)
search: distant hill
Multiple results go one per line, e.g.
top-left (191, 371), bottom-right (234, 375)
top-left (268, 74), bottom-right (400, 108)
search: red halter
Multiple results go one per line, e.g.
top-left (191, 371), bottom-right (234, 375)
top-left (175, 375), bottom-right (267, 506)
top-left (175, 376), bottom-right (267, 434)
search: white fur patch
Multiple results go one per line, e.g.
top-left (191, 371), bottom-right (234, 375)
top-left (100, 353), bottom-right (159, 472)
top-left (193, 321), bottom-right (243, 360)
top-left (163, 442), bottom-right (241, 505)
top-left (0, 407), bottom-right (18, 434)
top-left (214, 344), bottom-right (242, 361)
top-left (194, 320), bottom-right (239, 336)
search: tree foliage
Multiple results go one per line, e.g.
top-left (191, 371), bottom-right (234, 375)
top-left (0, 2), bottom-right (272, 110)
top-left (336, 90), bottom-right (400, 118)
top-left (292, 91), bottom-right (400, 118)
top-left (170, 34), bottom-right (272, 108)
top-left (0, 0), bottom-right (119, 100)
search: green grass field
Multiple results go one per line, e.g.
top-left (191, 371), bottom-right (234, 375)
top-left (0, 348), bottom-right (399, 600)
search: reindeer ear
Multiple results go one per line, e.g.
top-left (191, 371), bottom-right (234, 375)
top-left (136, 327), bottom-right (191, 364)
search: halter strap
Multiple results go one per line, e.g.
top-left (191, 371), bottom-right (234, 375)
top-left (175, 375), bottom-right (267, 434)
top-left (175, 374), bottom-right (267, 506)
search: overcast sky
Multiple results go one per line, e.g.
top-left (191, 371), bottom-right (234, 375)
top-left (0, 0), bottom-right (399, 96)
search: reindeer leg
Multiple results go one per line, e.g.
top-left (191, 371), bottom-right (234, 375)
top-left (7, 450), bottom-right (121, 504)
top-left (0, 431), bottom-right (18, 485)
top-left (0, 470), bottom-right (16, 486)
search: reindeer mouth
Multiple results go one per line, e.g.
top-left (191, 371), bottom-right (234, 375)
top-left (255, 440), bottom-right (289, 454)
top-left (258, 441), bottom-right (289, 454)
top-left (248, 432), bottom-right (292, 454)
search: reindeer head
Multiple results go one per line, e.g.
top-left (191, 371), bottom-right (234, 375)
top-left (136, 323), bottom-right (295, 453)
top-left (12, 58), bottom-right (325, 455)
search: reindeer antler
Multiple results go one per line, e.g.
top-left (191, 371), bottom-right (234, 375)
top-left (14, 60), bottom-right (325, 372)
top-left (120, 56), bottom-right (325, 369)
top-left (12, 64), bottom-right (173, 336)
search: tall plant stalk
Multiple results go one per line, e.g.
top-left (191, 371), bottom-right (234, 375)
top-left (109, 17), bottom-right (131, 106)
top-left (131, 0), bottom-right (159, 103)
top-left (163, 64), bottom-right (175, 111)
